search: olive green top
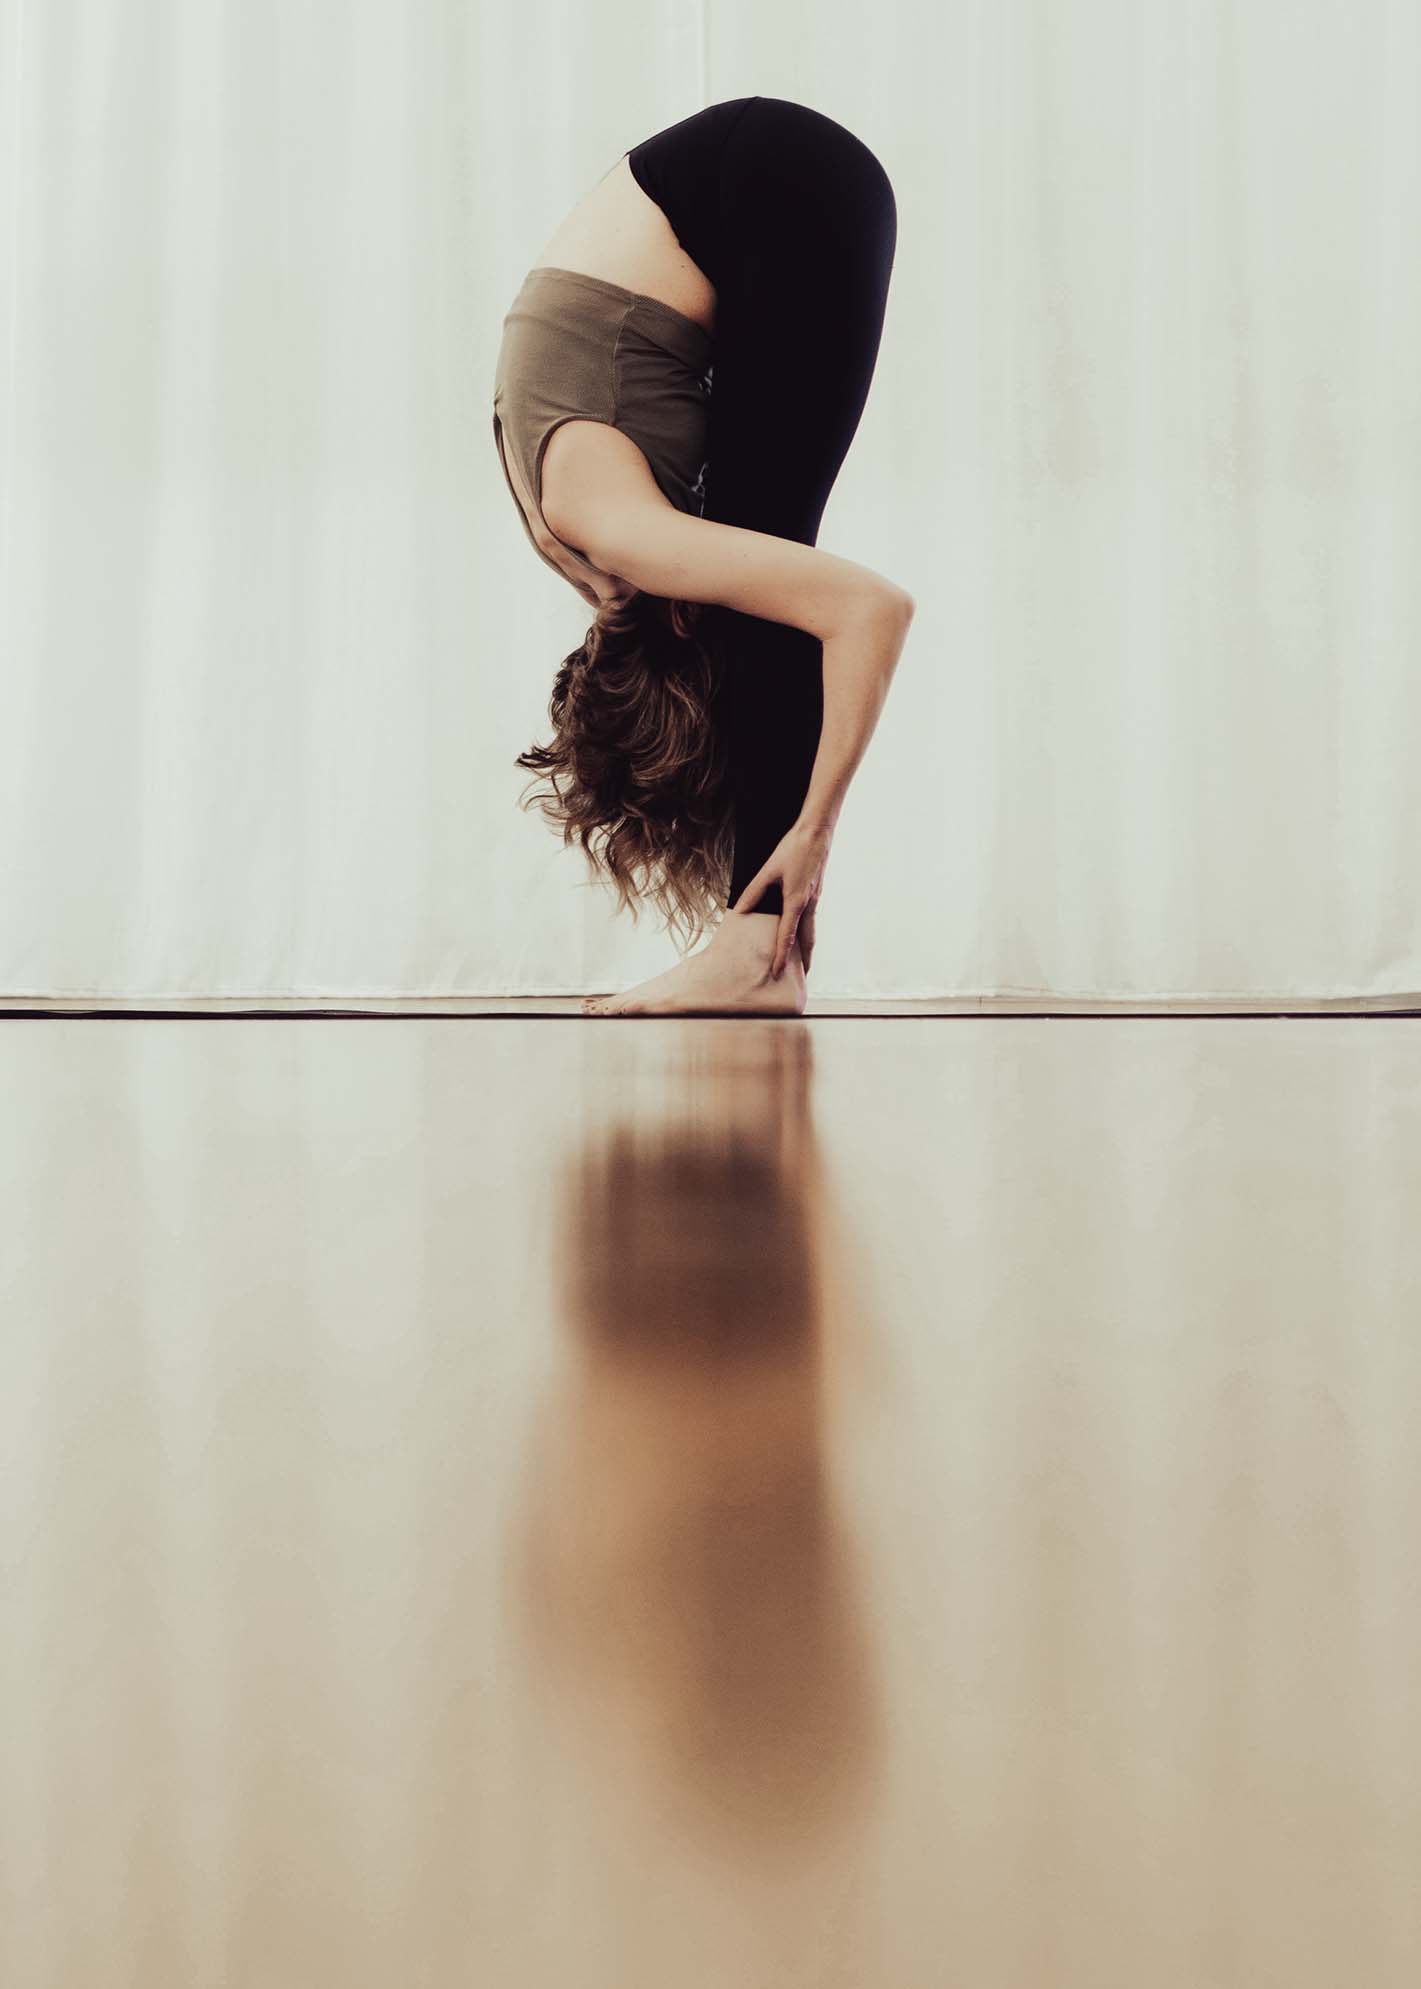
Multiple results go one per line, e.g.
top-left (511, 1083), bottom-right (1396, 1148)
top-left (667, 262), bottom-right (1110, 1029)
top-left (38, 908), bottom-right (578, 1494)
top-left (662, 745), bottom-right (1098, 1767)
top-left (492, 266), bottom-right (713, 580)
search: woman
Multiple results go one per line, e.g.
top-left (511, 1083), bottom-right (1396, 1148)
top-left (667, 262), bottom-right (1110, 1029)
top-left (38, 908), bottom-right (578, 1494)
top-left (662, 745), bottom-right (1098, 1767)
top-left (493, 97), bottom-right (912, 1017)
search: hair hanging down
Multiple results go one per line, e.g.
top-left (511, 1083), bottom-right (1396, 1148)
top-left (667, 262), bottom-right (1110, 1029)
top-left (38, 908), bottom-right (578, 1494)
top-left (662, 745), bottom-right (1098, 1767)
top-left (514, 592), bottom-right (735, 951)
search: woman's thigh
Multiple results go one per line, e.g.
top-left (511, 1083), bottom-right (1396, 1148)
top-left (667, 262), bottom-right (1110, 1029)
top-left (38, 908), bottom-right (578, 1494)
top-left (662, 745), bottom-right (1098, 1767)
top-left (702, 97), bottom-right (897, 545)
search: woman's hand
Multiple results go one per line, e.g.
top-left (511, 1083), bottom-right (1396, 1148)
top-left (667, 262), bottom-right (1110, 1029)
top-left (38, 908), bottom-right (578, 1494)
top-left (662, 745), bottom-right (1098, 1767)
top-left (734, 821), bottom-right (833, 979)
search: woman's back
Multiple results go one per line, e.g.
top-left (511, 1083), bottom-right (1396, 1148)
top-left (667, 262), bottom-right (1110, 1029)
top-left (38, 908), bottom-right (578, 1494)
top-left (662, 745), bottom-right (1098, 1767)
top-left (492, 117), bottom-right (742, 600)
top-left (530, 152), bottom-right (717, 338)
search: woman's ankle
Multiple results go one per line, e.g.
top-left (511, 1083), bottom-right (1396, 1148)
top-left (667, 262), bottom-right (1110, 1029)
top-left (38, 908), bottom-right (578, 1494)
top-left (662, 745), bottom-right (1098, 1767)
top-left (719, 908), bottom-right (779, 945)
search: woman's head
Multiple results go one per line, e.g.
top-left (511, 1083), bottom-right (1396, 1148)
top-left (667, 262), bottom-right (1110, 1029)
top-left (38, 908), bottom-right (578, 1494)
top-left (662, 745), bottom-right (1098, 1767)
top-left (515, 592), bottom-right (734, 950)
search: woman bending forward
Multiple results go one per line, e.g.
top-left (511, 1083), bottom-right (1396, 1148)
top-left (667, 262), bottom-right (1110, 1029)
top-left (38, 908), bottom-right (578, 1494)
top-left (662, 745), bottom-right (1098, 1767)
top-left (493, 97), bottom-right (912, 1016)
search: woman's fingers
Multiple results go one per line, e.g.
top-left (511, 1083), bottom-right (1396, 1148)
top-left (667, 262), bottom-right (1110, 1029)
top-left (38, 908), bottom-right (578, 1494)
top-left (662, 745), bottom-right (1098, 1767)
top-left (774, 898), bottom-right (807, 979)
top-left (798, 901), bottom-right (816, 974)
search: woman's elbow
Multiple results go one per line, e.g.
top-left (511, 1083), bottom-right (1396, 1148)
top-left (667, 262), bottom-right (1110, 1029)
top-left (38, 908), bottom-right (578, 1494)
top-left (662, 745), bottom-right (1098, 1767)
top-left (843, 580), bottom-right (915, 637)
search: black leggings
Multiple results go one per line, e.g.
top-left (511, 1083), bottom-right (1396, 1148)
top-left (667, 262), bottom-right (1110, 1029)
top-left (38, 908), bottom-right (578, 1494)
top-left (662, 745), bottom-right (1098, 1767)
top-left (627, 96), bottom-right (898, 917)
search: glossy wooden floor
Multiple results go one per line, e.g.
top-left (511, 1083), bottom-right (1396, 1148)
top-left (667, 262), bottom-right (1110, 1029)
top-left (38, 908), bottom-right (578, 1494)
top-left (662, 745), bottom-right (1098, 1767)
top-left (2, 1018), bottom-right (1418, 1988)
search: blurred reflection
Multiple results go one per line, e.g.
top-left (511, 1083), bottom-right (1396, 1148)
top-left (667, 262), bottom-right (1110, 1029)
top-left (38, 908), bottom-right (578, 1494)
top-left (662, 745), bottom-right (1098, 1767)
top-left (514, 1026), bottom-right (879, 1859)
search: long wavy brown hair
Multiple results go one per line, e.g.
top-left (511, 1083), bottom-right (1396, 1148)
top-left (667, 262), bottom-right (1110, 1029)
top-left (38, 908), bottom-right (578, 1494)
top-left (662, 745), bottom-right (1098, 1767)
top-left (514, 591), bottom-right (735, 950)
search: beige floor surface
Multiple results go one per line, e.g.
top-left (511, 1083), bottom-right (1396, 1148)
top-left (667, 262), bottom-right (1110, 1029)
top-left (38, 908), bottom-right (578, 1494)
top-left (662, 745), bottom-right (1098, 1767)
top-left (1, 1018), bottom-right (1418, 1988)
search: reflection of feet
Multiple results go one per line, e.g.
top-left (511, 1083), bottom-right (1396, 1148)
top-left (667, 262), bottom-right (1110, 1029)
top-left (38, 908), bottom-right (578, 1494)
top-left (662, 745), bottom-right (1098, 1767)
top-left (581, 912), bottom-right (807, 1018)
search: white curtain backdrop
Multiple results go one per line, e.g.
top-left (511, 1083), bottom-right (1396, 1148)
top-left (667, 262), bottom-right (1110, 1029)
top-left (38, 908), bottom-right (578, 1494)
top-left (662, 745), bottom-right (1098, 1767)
top-left (1, 0), bottom-right (1417, 1006)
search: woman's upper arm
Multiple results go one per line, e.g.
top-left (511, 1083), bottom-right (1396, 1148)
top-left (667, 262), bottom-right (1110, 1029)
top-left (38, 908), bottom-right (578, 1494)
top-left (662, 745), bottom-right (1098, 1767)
top-left (537, 432), bottom-right (908, 637)
top-left (585, 498), bottom-right (911, 639)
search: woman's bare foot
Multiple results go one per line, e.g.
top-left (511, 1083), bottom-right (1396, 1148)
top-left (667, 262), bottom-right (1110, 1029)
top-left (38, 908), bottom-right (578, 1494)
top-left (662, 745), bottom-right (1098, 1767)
top-left (581, 910), bottom-right (807, 1017)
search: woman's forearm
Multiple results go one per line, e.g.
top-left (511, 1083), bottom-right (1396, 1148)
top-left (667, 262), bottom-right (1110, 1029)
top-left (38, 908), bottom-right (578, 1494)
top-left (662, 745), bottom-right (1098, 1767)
top-left (796, 589), bottom-right (915, 837)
